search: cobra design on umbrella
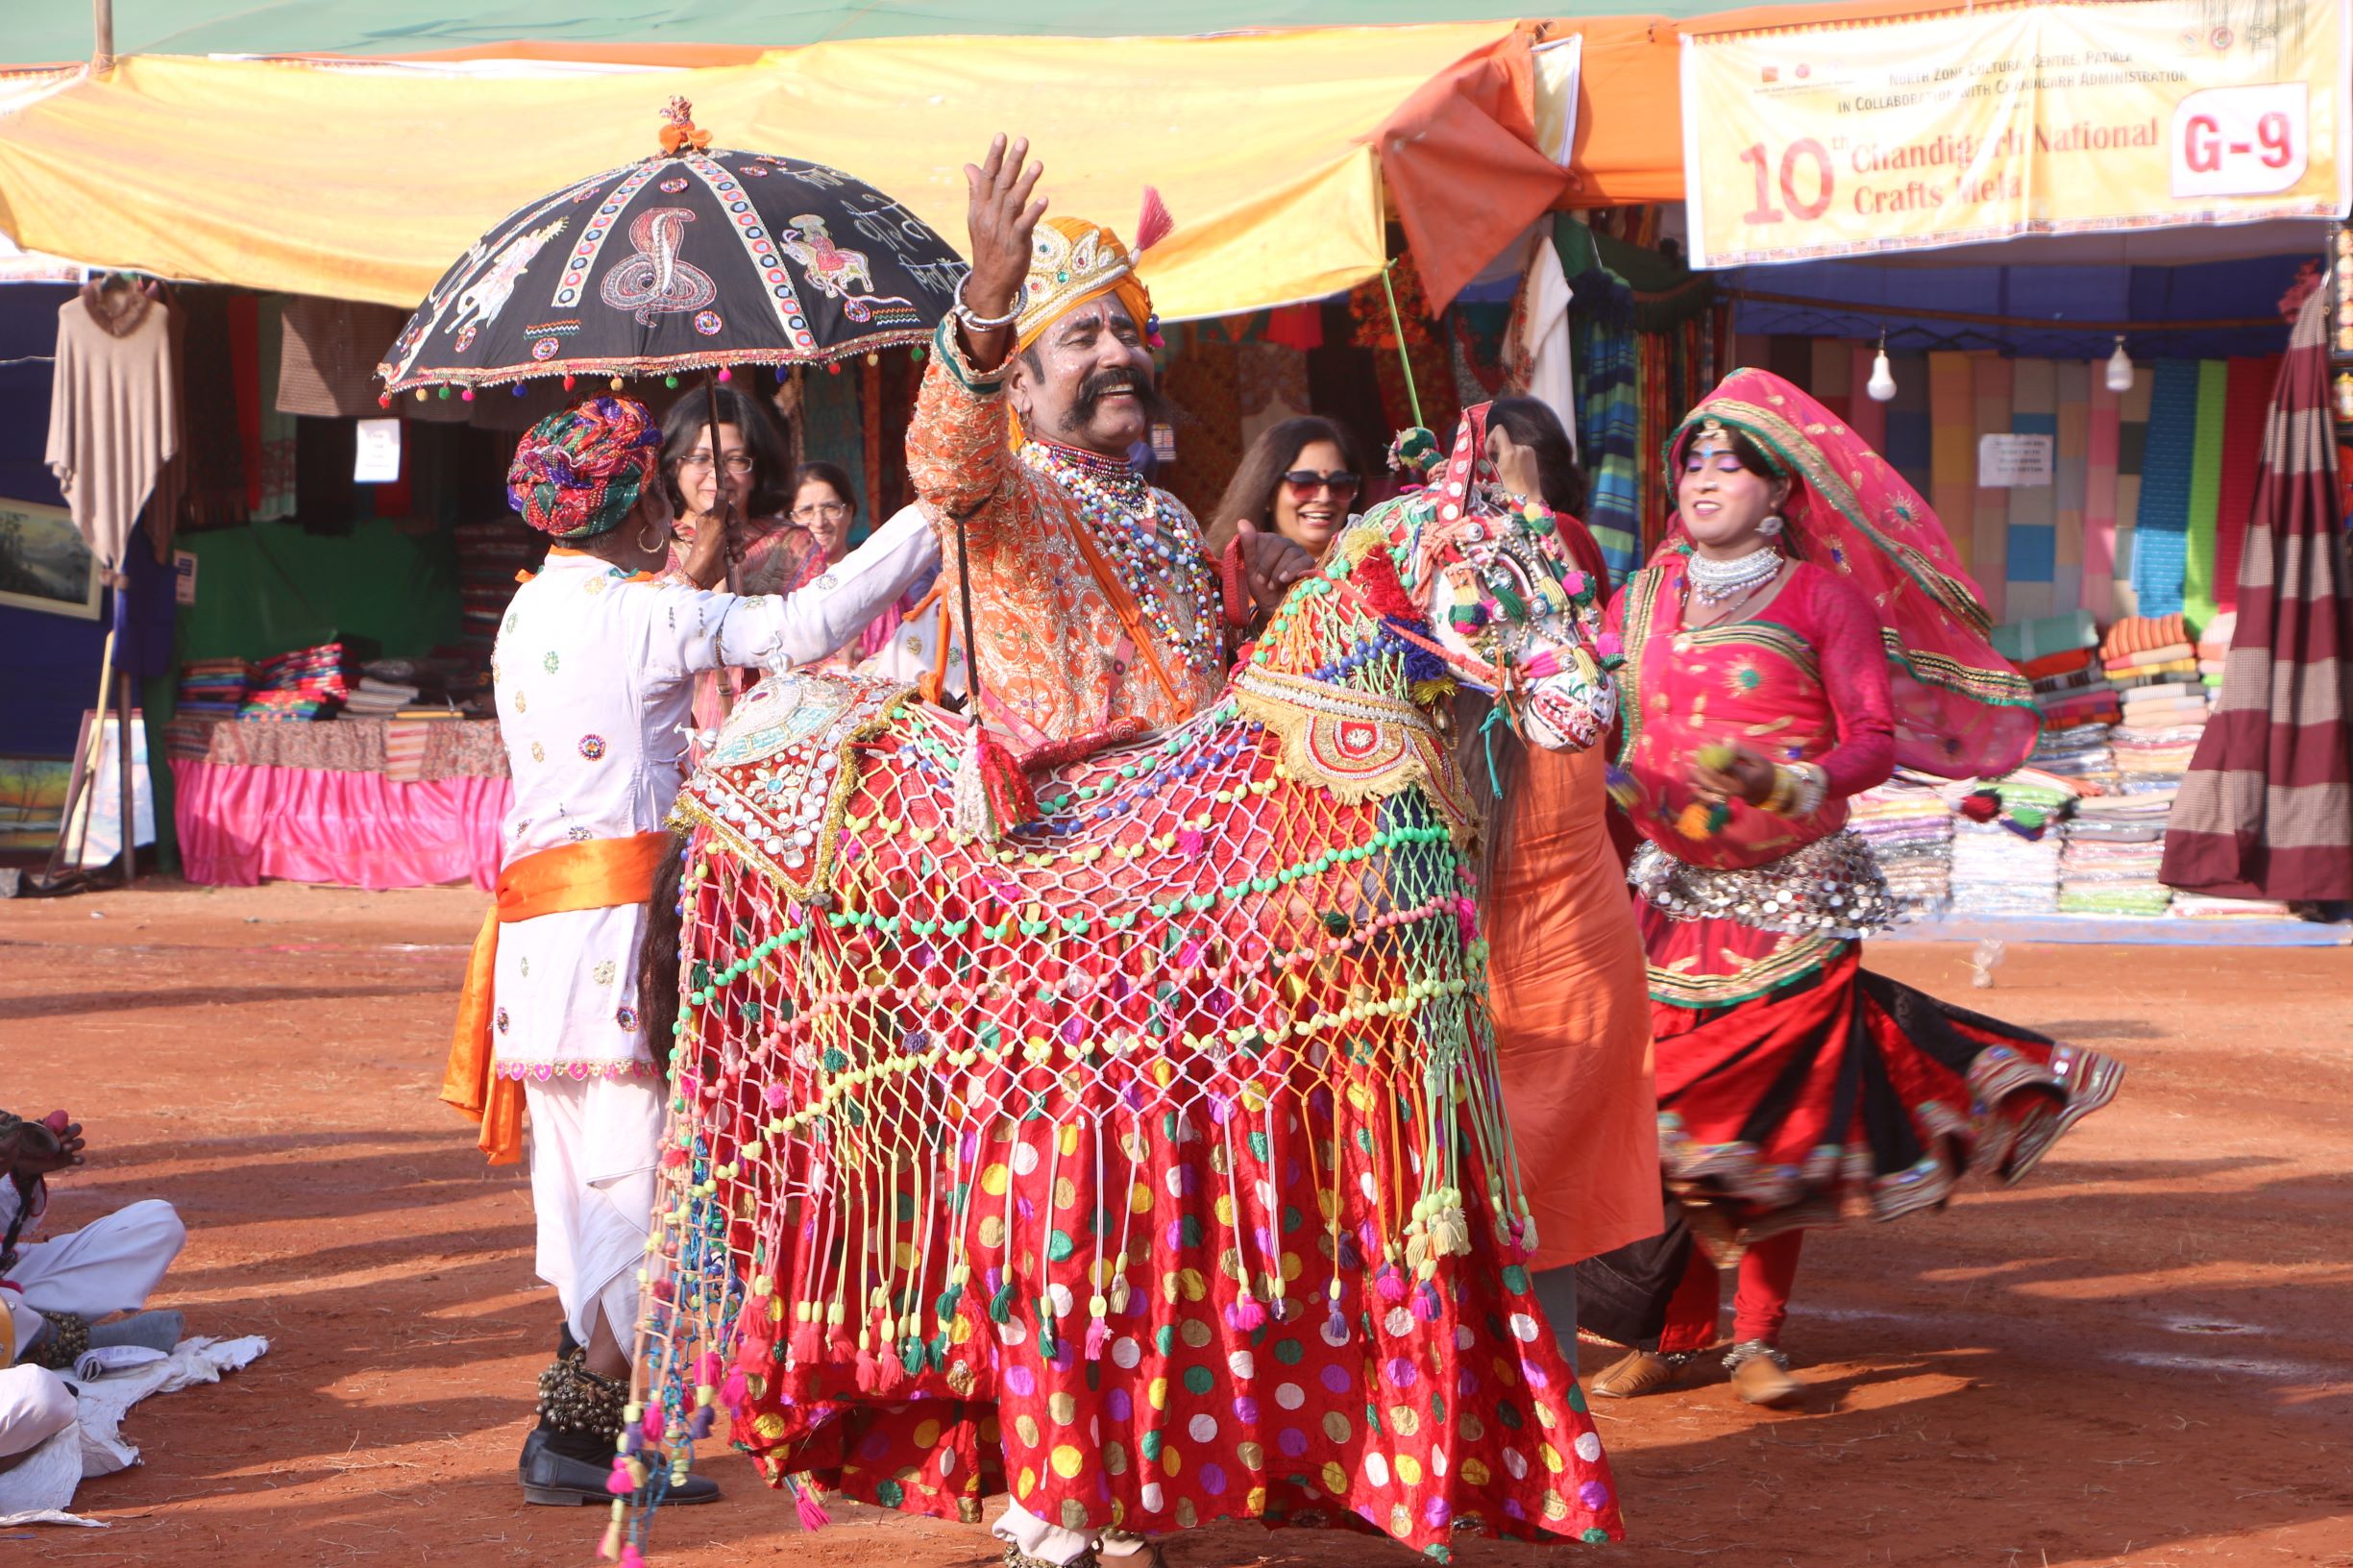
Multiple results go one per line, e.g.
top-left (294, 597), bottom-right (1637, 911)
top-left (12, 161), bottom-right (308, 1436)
top-left (377, 101), bottom-right (966, 393)
top-left (620, 420), bottom-right (1628, 1559)
top-left (602, 208), bottom-right (719, 326)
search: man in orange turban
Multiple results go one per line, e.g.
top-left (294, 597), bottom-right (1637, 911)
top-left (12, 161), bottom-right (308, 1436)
top-left (903, 135), bottom-right (1312, 752)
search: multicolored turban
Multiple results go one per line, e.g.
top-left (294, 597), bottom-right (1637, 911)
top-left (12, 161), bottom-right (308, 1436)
top-left (1013, 186), bottom-right (1175, 356)
top-left (505, 396), bottom-right (662, 539)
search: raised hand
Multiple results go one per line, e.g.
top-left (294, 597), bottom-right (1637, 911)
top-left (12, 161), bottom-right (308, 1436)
top-left (958, 134), bottom-right (1046, 372)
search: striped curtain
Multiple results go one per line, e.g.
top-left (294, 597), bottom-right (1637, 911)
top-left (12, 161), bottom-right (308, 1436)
top-left (2161, 279), bottom-right (2353, 900)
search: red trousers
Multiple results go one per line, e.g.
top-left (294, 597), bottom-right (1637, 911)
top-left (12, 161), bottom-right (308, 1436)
top-left (1656, 1230), bottom-right (1804, 1354)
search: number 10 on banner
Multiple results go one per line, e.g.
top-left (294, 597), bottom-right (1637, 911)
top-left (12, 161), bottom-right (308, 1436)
top-left (1739, 138), bottom-right (1836, 224)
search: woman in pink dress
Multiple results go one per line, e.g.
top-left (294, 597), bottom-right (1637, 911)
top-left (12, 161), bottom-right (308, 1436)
top-left (1586, 371), bottom-right (2123, 1408)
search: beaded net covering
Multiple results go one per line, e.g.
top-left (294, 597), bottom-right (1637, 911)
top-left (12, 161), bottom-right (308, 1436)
top-left (620, 421), bottom-right (1625, 1561)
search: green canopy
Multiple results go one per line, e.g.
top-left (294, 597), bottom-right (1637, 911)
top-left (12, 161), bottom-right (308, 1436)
top-left (14, 0), bottom-right (1711, 63)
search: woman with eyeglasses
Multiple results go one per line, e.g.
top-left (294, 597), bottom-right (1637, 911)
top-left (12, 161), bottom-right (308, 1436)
top-left (657, 389), bottom-right (816, 736)
top-left (1208, 415), bottom-right (1363, 562)
top-left (788, 469), bottom-right (952, 682)
top-left (660, 387), bottom-right (812, 595)
top-left (785, 461), bottom-right (861, 575)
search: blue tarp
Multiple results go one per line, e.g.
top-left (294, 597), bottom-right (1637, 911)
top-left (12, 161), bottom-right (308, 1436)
top-left (1729, 252), bottom-right (2312, 359)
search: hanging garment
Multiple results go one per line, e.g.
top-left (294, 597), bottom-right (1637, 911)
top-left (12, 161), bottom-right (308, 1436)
top-left (44, 281), bottom-right (178, 570)
top-left (278, 295), bottom-right (409, 417)
top-left (2160, 281), bottom-right (2353, 900)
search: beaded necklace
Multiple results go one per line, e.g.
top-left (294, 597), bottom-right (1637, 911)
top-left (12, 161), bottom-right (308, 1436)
top-left (1020, 440), bottom-right (1222, 679)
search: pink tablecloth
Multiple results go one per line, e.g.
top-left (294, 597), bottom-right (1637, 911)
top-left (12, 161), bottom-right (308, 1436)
top-left (171, 758), bottom-right (509, 891)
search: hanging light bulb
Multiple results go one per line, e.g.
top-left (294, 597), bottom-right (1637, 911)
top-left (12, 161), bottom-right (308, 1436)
top-left (2104, 335), bottom-right (2135, 393)
top-left (1866, 333), bottom-right (1898, 403)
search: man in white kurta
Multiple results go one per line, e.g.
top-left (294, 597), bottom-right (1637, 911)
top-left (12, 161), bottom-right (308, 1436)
top-left (474, 396), bottom-right (937, 1507)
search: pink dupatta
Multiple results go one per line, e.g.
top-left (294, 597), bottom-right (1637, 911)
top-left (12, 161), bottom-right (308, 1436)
top-left (1663, 370), bottom-right (2037, 780)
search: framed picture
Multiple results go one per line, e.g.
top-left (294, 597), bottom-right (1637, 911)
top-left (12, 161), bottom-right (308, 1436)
top-left (0, 497), bottom-right (101, 620)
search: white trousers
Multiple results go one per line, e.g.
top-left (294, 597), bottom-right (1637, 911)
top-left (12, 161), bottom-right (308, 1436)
top-left (7, 1198), bottom-right (184, 1351)
top-left (0, 1363), bottom-right (74, 1461)
top-left (993, 1499), bottom-right (1152, 1565)
top-left (524, 1076), bottom-right (666, 1350)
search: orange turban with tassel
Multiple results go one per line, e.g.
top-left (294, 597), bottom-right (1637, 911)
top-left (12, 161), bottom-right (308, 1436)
top-left (1006, 191), bottom-right (1173, 448)
top-left (1011, 188), bottom-right (1173, 355)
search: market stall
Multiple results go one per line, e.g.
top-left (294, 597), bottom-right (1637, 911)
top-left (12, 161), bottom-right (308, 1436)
top-left (163, 714), bottom-right (506, 890)
top-left (1658, 0), bottom-right (2353, 938)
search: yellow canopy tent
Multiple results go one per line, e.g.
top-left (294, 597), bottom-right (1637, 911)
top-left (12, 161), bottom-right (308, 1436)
top-left (0, 23), bottom-right (1561, 321)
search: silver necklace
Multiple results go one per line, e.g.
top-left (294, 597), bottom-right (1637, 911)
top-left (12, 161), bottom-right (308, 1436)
top-left (1686, 547), bottom-right (1782, 605)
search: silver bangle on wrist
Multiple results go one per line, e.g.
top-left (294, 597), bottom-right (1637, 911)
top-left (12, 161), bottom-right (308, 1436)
top-left (951, 278), bottom-right (1022, 333)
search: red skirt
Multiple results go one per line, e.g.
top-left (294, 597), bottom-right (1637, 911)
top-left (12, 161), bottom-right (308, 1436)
top-left (1641, 908), bottom-right (2123, 1257)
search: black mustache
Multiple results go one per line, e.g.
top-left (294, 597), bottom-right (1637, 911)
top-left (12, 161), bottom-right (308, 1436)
top-left (1065, 364), bottom-right (1172, 433)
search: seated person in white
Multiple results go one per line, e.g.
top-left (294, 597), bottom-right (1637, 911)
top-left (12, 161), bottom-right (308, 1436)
top-left (0, 1111), bottom-right (185, 1375)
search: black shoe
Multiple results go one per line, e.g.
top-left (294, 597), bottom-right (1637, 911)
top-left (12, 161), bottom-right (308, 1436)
top-left (520, 1428), bottom-right (722, 1507)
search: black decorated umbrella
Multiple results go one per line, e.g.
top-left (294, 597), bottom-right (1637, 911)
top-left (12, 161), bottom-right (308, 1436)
top-left (377, 97), bottom-right (966, 400)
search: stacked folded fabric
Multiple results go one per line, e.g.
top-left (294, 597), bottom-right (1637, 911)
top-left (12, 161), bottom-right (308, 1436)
top-left (2025, 721), bottom-right (2121, 794)
top-left (2112, 676), bottom-right (2210, 797)
top-left (2170, 893), bottom-right (2297, 920)
top-left (2060, 795), bottom-right (2174, 916)
top-left (2196, 610), bottom-right (2235, 690)
top-left (1943, 772), bottom-right (2075, 916)
top-left (177, 657), bottom-right (254, 720)
top-left (1851, 772), bottom-right (1954, 911)
top-left (1949, 818), bottom-right (2063, 915)
top-left (341, 675), bottom-right (422, 717)
top-left (240, 641), bottom-right (349, 722)
top-left (2101, 613), bottom-right (2199, 691)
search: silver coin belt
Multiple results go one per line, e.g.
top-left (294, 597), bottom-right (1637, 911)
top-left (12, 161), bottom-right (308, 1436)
top-left (1629, 828), bottom-right (1900, 940)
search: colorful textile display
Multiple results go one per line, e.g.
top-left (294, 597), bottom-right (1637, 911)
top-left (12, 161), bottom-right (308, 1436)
top-left (633, 426), bottom-right (1627, 1554)
top-left (1851, 773), bottom-right (1955, 911)
top-left (2131, 360), bottom-right (2201, 618)
top-left (2101, 613), bottom-right (2190, 662)
top-left (2207, 356), bottom-right (2279, 621)
top-left (2111, 367), bottom-right (2154, 618)
top-left (2180, 360), bottom-right (2232, 630)
top-left (1557, 220), bottom-right (1642, 578)
top-left (1970, 355), bottom-right (2012, 614)
top-left (2061, 794), bottom-right (2173, 916)
top-left (2163, 280), bottom-right (2353, 901)
top-left (2083, 372), bottom-right (2120, 621)
top-left (2003, 358), bottom-right (2056, 621)
top-left (238, 641), bottom-right (350, 722)
top-left (176, 657), bottom-right (253, 720)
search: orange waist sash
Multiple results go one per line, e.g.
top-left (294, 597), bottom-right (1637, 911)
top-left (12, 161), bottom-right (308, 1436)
top-left (441, 831), bottom-right (673, 1164)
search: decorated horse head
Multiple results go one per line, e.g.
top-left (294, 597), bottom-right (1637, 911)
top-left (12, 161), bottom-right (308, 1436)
top-left (617, 404), bottom-right (1625, 1556)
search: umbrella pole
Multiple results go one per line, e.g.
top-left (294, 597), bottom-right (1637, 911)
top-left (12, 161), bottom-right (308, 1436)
top-left (702, 370), bottom-right (742, 598)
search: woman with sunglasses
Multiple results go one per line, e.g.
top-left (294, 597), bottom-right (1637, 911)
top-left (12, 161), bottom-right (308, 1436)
top-left (1208, 415), bottom-right (1363, 562)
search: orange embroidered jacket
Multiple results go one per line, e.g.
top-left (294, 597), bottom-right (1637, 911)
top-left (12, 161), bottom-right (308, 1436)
top-left (905, 323), bottom-right (1226, 747)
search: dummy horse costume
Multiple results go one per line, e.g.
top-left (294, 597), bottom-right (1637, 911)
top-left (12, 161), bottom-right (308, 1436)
top-left (615, 411), bottom-right (1630, 1562)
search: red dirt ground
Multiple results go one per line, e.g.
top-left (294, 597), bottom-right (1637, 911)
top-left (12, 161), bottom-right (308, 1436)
top-left (3, 880), bottom-right (2348, 1567)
